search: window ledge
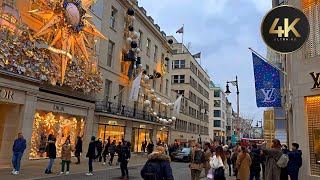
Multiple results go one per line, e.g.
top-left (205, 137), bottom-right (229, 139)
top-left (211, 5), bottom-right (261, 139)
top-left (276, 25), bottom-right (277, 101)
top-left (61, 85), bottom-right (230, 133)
top-left (110, 26), bottom-right (117, 32)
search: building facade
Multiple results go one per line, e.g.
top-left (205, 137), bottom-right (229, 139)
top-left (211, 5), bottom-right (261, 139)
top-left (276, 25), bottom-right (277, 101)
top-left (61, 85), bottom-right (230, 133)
top-left (226, 99), bottom-right (234, 143)
top-left (209, 82), bottom-right (227, 144)
top-left (166, 36), bottom-right (210, 146)
top-left (93, 0), bottom-right (173, 152)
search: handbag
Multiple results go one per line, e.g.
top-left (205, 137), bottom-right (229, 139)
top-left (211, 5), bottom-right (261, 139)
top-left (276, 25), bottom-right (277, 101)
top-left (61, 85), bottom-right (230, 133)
top-left (207, 168), bottom-right (214, 179)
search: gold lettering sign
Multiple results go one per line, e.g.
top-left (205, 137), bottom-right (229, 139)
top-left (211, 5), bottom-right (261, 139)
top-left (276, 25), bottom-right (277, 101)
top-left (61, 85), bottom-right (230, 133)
top-left (140, 125), bottom-right (146, 129)
top-left (108, 121), bottom-right (117, 125)
top-left (53, 105), bottom-right (64, 111)
top-left (0, 89), bottom-right (14, 100)
top-left (310, 72), bottom-right (320, 90)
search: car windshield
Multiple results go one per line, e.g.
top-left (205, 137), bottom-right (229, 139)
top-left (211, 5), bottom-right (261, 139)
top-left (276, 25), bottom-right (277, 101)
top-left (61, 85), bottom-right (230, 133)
top-left (181, 148), bottom-right (190, 153)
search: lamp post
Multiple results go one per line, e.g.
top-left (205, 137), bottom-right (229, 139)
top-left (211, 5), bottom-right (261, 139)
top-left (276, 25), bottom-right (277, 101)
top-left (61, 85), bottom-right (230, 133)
top-left (225, 76), bottom-right (240, 140)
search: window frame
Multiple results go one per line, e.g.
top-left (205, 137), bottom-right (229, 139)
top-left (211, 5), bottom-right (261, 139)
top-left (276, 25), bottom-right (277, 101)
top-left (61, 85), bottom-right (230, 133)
top-left (110, 7), bottom-right (117, 29)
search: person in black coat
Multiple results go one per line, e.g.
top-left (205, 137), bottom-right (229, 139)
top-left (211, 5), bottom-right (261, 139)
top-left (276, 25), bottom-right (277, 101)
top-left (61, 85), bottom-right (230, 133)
top-left (86, 136), bottom-right (96, 176)
top-left (288, 143), bottom-right (302, 180)
top-left (96, 138), bottom-right (103, 162)
top-left (147, 141), bottom-right (154, 154)
top-left (249, 144), bottom-right (261, 180)
top-left (75, 136), bottom-right (83, 164)
top-left (45, 134), bottom-right (56, 174)
top-left (119, 141), bottom-right (131, 179)
top-left (141, 146), bottom-right (174, 180)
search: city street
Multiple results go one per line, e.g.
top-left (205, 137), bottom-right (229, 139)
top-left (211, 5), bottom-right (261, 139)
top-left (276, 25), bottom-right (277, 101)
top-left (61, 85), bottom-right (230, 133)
top-left (24, 162), bottom-right (233, 180)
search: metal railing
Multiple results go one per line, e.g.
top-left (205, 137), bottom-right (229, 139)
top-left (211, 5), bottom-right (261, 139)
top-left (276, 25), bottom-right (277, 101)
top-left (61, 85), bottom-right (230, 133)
top-left (95, 101), bottom-right (170, 123)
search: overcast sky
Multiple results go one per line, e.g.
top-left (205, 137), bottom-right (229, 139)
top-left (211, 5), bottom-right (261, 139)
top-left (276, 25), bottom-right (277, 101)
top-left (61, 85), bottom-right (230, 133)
top-left (138, 0), bottom-right (272, 124)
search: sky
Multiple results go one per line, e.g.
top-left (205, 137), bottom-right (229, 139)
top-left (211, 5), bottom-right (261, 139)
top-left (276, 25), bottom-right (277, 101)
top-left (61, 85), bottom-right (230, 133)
top-left (138, 0), bottom-right (272, 125)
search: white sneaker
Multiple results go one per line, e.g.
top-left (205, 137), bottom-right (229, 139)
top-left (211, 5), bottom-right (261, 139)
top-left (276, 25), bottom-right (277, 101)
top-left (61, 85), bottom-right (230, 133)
top-left (86, 172), bottom-right (93, 176)
top-left (66, 171), bottom-right (70, 175)
top-left (11, 169), bottom-right (16, 174)
top-left (103, 162), bottom-right (106, 165)
top-left (60, 172), bottom-right (64, 174)
top-left (13, 171), bottom-right (19, 175)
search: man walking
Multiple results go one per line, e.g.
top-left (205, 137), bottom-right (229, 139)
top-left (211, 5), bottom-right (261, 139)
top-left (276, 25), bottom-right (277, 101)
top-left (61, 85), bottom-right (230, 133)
top-left (249, 144), bottom-right (261, 180)
top-left (109, 140), bottom-right (116, 165)
top-left (203, 142), bottom-right (212, 176)
top-left (288, 143), bottom-right (302, 180)
top-left (12, 133), bottom-right (26, 175)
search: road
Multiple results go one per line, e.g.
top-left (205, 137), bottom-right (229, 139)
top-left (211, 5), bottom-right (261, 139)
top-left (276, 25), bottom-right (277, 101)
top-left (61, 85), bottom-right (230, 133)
top-left (32, 162), bottom-right (194, 180)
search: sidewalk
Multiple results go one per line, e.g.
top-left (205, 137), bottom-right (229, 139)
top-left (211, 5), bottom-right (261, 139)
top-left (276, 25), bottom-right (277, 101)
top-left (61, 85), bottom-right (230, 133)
top-left (0, 154), bottom-right (148, 180)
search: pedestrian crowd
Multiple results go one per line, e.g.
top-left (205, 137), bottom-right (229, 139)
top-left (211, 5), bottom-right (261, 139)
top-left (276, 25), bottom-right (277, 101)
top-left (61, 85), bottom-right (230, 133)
top-left (10, 133), bottom-right (303, 180)
top-left (183, 139), bottom-right (303, 180)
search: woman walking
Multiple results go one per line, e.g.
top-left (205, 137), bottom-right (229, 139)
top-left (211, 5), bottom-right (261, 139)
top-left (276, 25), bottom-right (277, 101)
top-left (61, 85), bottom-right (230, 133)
top-left (86, 136), bottom-right (96, 176)
top-left (209, 146), bottom-right (226, 180)
top-left (262, 139), bottom-right (283, 180)
top-left (75, 136), bottom-right (82, 164)
top-left (45, 134), bottom-right (56, 174)
top-left (236, 146), bottom-right (251, 180)
top-left (60, 139), bottom-right (73, 174)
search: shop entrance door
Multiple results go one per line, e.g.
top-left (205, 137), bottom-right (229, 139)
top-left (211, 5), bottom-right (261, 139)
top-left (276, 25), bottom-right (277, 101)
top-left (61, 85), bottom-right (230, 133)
top-left (132, 128), bottom-right (152, 152)
top-left (98, 124), bottom-right (125, 145)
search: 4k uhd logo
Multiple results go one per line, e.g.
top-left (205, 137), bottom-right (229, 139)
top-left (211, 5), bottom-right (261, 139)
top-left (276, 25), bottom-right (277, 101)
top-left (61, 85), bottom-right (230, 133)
top-left (261, 5), bottom-right (309, 54)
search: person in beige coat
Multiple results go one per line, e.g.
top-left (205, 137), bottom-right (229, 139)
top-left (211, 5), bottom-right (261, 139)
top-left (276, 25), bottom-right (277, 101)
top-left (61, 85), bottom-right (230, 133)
top-left (203, 142), bottom-right (213, 176)
top-left (190, 143), bottom-right (203, 180)
top-left (60, 139), bottom-right (74, 174)
top-left (236, 146), bottom-right (251, 180)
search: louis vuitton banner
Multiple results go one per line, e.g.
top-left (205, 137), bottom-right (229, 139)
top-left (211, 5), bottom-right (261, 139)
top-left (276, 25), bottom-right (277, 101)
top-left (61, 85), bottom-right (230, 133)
top-left (252, 53), bottom-right (282, 107)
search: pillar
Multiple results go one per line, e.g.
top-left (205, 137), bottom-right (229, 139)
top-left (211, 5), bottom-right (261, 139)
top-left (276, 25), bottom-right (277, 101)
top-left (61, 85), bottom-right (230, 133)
top-left (125, 121), bottom-right (133, 142)
top-left (82, 107), bottom-right (95, 159)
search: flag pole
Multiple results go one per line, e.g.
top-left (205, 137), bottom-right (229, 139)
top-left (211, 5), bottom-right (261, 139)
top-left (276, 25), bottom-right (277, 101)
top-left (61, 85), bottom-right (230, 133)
top-left (249, 47), bottom-right (287, 76)
top-left (181, 24), bottom-right (184, 53)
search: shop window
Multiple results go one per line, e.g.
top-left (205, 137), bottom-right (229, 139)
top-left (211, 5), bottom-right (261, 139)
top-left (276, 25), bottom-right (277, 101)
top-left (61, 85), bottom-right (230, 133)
top-left (97, 124), bottom-right (125, 145)
top-left (30, 111), bottom-right (85, 159)
top-left (132, 128), bottom-right (153, 152)
top-left (306, 96), bottom-right (320, 175)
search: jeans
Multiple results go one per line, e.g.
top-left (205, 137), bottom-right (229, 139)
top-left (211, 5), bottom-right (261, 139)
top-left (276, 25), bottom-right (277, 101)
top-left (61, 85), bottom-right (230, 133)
top-left (120, 160), bottom-right (128, 176)
top-left (47, 158), bottom-right (55, 171)
top-left (249, 170), bottom-right (260, 180)
top-left (12, 152), bottom-right (23, 171)
top-left (191, 169), bottom-right (201, 180)
top-left (88, 158), bottom-right (93, 172)
top-left (110, 153), bottom-right (115, 164)
top-left (61, 160), bottom-right (70, 172)
top-left (289, 171), bottom-right (299, 180)
top-left (227, 163), bottom-right (232, 176)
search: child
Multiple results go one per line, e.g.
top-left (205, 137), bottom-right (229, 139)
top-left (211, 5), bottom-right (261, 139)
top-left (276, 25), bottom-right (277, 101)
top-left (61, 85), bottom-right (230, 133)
top-left (60, 139), bottom-right (73, 174)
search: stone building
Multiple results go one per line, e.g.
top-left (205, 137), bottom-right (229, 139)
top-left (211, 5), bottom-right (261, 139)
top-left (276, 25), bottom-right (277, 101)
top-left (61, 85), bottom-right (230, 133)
top-left (166, 36), bottom-right (210, 146)
top-left (92, 0), bottom-right (173, 152)
top-left (209, 82), bottom-right (227, 144)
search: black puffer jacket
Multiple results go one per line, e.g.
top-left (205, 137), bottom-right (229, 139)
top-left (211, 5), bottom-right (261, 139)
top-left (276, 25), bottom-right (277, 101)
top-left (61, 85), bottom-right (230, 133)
top-left (250, 148), bottom-right (261, 172)
top-left (141, 152), bottom-right (174, 180)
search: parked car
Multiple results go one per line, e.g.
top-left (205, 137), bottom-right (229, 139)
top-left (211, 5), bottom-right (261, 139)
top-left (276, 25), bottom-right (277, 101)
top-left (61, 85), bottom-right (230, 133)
top-left (172, 147), bottom-right (192, 162)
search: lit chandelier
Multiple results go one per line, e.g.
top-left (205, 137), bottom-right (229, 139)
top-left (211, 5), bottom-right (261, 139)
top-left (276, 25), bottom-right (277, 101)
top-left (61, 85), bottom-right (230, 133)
top-left (29, 0), bottom-right (108, 83)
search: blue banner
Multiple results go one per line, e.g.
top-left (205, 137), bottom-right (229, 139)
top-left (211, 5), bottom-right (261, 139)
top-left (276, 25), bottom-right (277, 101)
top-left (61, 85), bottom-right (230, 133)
top-left (252, 53), bottom-right (281, 107)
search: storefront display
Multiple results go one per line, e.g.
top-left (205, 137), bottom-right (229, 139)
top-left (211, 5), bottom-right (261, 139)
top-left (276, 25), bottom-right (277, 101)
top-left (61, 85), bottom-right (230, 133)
top-left (97, 124), bottom-right (125, 145)
top-left (156, 130), bottom-right (168, 145)
top-left (29, 111), bottom-right (85, 159)
top-left (306, 96), bottom-right (320, 175)
top-left (131, 128), bottom-right (152, 152)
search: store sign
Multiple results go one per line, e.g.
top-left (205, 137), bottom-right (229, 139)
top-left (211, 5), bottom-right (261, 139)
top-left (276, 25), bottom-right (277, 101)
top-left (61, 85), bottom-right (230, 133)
top-left (310, 72), bottom-right (320, 90)
top-left (140, 125), bottom-right (146, 129)
top-left (53, 105), bottom-right (64, 111)
top-left (108, 121), bottom-right (117, 125)
top-left (0, 89), bottom-right (14, 100)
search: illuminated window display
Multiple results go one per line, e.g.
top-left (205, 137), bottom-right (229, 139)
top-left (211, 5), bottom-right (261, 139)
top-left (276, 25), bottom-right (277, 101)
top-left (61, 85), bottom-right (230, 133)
top-left (306, 96), bottom-right (320, 176)
top-left (97, 125), bottom-right (125, 145)
top-left (156, 130), bottom-right (168, 145)
top-left (29, 111), bottom-right (85, 159)
top-left (131, 128), bottom-right (152, 152)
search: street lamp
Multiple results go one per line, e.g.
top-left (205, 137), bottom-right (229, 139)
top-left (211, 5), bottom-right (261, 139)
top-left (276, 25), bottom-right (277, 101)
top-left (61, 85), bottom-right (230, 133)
top-left (225, 76), bottom-right (240, 140)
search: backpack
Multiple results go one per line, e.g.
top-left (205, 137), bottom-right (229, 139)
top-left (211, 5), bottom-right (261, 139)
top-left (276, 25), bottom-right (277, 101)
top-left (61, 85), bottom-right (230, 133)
top-left (142, 161), bottom-right (161, 180)
top-left (277, 154), bottom-right (289, 168)
top-left (193, 150), bottom-right (204, 164)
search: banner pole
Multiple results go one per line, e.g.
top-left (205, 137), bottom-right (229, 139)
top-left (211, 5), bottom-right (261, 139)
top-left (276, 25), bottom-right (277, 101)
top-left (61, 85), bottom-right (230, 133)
top-left (249, 47), bottom-right (287, 76)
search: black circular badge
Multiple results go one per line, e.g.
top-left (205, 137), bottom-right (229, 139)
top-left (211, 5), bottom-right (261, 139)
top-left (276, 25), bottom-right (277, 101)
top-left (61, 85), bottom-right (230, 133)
top-left (261, 5), bottom-right (310, 54)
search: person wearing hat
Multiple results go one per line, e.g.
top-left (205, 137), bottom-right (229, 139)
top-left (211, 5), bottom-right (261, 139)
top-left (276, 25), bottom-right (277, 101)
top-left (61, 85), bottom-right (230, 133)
top-left (86, 136), bottom-right (96, 176)
top-left (287, 143), bottom-right (302, 180)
